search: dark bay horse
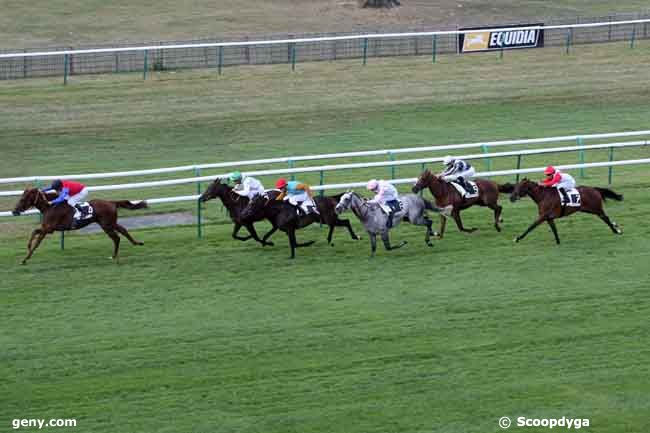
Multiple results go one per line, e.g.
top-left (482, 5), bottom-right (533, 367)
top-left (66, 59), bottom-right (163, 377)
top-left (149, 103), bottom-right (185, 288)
top-left (240, 195), bottom-right (321, 259)
top-left (198, 178), bottom-right (276, 246)
top-left (509, 179), bottom-right (623, 244)
top-left (12, 188), bottom-right (147, 264)
top-left (412, 169), bottom-right (512, 237)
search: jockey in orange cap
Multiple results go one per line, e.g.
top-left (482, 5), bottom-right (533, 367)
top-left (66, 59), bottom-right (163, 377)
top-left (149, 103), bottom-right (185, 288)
top-left (541, 166), bottom-right (576, 204)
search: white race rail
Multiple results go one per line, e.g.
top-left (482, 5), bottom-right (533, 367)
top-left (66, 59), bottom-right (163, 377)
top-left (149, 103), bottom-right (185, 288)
top-left (2, 158), bottom-right (648, 218)
top-left (0, 19), bottom-right (648, 59)
top-left (1, 130), bottom-right (648, 185)
top-left (0, 139), bottom-right (647, 197)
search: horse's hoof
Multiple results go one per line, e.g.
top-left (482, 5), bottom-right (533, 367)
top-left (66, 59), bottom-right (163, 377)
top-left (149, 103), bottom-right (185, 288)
top-left (20, 260), bottom-right (27, 266)
top-left (495, 226), bottom-right (501, 232)
top-left (137, 242), bottom-right (144, 246)
top-left (499, 218), bottom-right (504, 223)
top-left (513, 237), bottom-right (520, 243)
top-left (616, 229), bottom-right (623, 235)
top-left (426, 241), bottom-right (433, 247)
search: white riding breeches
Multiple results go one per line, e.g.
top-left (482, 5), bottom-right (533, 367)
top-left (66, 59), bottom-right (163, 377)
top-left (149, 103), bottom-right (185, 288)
top-left (555, 178), bottom-right (576, 190)
top-left (285, 192), bottom-right (315, 213)
top-left (67, 188), bottom-right (88, 207)
top-left (442, 167), bottom-right (476, 182)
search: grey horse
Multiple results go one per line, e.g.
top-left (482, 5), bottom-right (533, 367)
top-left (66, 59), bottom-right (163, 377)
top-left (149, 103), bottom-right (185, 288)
top-left (335, 191), bottom-right (451, 256)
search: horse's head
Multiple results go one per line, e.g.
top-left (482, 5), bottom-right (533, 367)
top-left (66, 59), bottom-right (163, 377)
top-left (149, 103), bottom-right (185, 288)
top-left (412, 169), bottom-right (435, 193)
top-left (240, 194), bottom-right (267, 221)
top-left (12, 187), bottom-right (43, 215)
top-left (510, 179), bottom-right (535, 203)
top-left (335, 191), bottom-right (357, 214)
top-left (199, 178), bottom-right (230, 203)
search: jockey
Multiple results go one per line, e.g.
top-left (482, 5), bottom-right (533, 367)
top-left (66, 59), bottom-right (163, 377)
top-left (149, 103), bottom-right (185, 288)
top-left (229, 171), bottom-right (265, 199)
top-left (275, 178), bottom-right (318, 215)
top-left (540, 166), bottom-right (576, 204)
top-left (440, 156), bottom-right (476, 193)
top-left (42, 179), bottom-right (89, 217)
top-left (367, 179), bottom-right (400, 228)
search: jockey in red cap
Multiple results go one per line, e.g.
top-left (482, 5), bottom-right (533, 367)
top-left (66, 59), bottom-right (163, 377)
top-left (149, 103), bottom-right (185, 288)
top-left (541, 166), bottom-right (576, 205)
top-left (275, 178), bottom-right (317, 215)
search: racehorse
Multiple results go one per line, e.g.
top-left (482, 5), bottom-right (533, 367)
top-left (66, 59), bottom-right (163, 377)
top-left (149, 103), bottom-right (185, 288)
top-left (199, 179), bottom-right (360, 248)
top-left (412, 169), bottom-right (512, 238)
top-left (198, 178), bottom-right (276, 246)
top-left (12, 187), bottom-right (147, 264)
top-left (240, 195), bottom-right (320, 259)
top-left (335, 191), bottom-right (450, 256)
top-left (509, 179), bottom-right (623, 244)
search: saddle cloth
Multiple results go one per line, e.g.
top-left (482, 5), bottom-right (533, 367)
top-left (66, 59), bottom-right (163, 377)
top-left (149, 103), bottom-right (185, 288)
top-left (379, 200), bottom-right (403, 215)
top-left (292, 200), bottom-right (320, 215)
top-left (72, 202), bottom-right (94, 225)
top-left (559, 188), bottom-right (581, 207)
top-left (450, 181), bottom-right (479, 198)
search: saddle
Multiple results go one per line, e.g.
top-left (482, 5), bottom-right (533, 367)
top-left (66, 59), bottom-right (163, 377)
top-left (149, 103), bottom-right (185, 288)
top-left (293, 201), bottom-right (319, 216)
top-left (379, 200), bottom-right (404, 229)
top-left (71, 202), bottom-right (94, 228)
top-left (558, 188), bottom-right (581, 207)
top-left (450, 180), bottom-right (479, 198)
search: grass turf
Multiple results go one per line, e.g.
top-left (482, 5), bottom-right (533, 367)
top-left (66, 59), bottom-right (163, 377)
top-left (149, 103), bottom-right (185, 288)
top-left (1, 35), bottom-right (650, 433)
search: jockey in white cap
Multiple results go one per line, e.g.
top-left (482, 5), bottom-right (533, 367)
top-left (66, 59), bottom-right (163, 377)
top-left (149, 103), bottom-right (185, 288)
top-left (440, 156), bottom-right (476, 193)
top-left (367, 179), bottom-right (400, 228)
top-left (229, 171), bottom-right (265, 200)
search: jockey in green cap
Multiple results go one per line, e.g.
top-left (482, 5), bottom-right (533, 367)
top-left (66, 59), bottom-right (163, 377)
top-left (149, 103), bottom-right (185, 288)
top-left (229, 171), bottom-right (265, 199)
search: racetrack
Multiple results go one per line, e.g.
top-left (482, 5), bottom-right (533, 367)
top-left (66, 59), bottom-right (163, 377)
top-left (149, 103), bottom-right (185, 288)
top-left (2, 38), bottom-right (650, 432)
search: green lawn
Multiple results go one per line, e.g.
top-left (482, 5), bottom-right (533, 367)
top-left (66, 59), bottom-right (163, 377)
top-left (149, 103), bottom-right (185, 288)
top-left (1, 32), bottom-right (650, 433)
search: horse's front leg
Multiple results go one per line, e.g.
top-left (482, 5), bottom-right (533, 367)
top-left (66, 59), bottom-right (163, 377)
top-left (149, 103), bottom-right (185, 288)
top-left (514, 215), bottom-right (547, 243)
top-left (381, 231), bottom-right (407, 251)
top-left (261, 225), bottom-right (278, 246)
top-left (22, 230), bottom-right (48, 265)
top-left (232, 223), bottom-right (253, 241)
top-left (437, 214), bottom-right (447, 239)
top-left (547, 219), bottom-right (561, 244)
top-left (452, 209), bottom-right (477, 233)
top-left (27, 228), bottom-right (43, 250)
top-left (246, 223), bottom-right (274, 246)
top-left (424, 216), bottom-right (434, 247)
top-left (340, 218), bottom-right (361, 240)
top-left (369, 232), bottom-right (377, 257)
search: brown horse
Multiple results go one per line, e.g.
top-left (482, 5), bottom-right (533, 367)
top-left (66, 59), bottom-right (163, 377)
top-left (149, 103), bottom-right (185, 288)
top-left (12, 188), bottom-right (147, 264)
top-left (509, 179), bottom-right (623, 244)
top-left (199, 178), bottom-right (361, 248)
top-left (412, 169), bottom-right (512, 237)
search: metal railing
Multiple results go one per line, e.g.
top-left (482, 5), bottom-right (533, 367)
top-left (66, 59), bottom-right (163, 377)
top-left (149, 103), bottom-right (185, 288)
top-left (1, 15), bottom-right (649, 81)
top-left (2, 130), bottom-right (649, 186)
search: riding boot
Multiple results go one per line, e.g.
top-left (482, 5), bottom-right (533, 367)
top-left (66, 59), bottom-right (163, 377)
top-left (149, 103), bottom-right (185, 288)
top-left (74, 204), bottom-right (86, 218)
top-left (386, 211), bottom-right (394, 229)
top-left (295, 202), bottom-right (306, 216)
top-left (560, 188), bottom-right (570, 205)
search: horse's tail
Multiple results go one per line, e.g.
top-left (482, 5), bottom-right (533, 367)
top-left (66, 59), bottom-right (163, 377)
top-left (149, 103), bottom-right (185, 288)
top-left (423, 198), bottom-right (436, 211)
top-left (497, 183), bottom-right (515, 193)
top-left (594, 188), bottom-right (624, 201)
top-left (112, 200), bottom-right (149, 210)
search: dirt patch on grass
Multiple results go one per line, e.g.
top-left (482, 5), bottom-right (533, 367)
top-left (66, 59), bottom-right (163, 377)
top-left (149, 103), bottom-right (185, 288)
top-left (80, 212), bottom-right (201, 234)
